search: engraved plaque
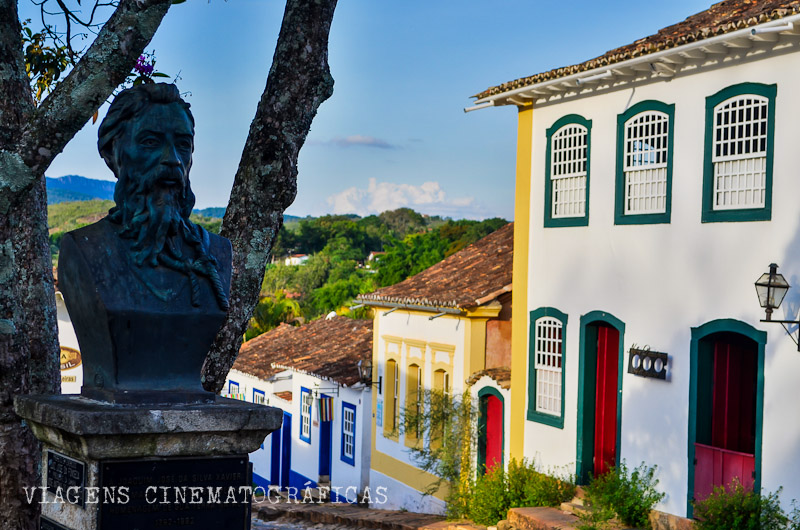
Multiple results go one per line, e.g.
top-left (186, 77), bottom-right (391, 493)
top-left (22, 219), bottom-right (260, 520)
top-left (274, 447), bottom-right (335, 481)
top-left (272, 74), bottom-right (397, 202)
top-left (99, 456), bottom-right (250, 529)
top-left (46, 450), bottom-right (85, 507)
top-left (41, 517), bottom-right (71, 530)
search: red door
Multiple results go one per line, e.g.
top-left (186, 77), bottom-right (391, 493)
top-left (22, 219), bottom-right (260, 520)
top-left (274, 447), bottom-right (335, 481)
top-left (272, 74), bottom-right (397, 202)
top-left (694, 334), bottom-right (756, 500)
top-left (485, 395), bottom-right (503, 472)
top-left (594, 325), bottom-right (619, 477)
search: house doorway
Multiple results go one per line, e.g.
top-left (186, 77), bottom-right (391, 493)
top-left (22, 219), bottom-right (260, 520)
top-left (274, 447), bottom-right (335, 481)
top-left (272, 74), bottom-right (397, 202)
top-left (577, 312), bottom-right (625, 484)
top-left (319, 394), bottom-right (333, 484)
top-left (689, 320), bottom-right (765, 514)
top-left (275, 411), bottom-right (291, 490)
top-left (477, 387), bottom-right (504, 475)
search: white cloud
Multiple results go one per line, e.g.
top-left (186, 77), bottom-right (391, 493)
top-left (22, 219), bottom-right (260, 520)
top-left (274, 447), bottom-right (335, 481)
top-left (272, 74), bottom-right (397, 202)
top-left (327, 178), bottom-right (489, 219)
top-left (329, 135), bottom-right (396, 149)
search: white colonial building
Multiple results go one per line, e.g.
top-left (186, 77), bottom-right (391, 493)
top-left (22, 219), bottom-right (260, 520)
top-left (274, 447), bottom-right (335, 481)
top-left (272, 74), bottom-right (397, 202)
top-left (470, 0), bottom-right (800, 518)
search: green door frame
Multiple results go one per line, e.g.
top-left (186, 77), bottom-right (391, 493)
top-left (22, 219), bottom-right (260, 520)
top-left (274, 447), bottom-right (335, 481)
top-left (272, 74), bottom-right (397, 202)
top-left (687, 319), bottom-right (765, 517)
top-left (576, 311), bottom-right (626, 485)
top-left (477, 386), bottom-right (505, 475)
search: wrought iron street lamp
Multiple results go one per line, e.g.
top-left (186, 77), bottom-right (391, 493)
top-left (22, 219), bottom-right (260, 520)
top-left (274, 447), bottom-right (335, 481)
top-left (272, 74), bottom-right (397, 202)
top-left (755, 263), bottom-right (799, 349)
top-left (357, 359), bottom-right (382, 393)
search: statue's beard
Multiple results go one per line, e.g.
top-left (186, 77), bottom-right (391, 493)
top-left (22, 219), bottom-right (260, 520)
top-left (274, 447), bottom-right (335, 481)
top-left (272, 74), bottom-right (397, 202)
top-left (108, 169), bottom-right (229, 311)
top-left (112, 169), bottom-right (191, 268)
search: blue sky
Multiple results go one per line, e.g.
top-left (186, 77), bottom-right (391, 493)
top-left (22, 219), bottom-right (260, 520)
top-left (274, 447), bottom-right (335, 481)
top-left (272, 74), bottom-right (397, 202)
top-left (30, 0), bottom-right (714, 220)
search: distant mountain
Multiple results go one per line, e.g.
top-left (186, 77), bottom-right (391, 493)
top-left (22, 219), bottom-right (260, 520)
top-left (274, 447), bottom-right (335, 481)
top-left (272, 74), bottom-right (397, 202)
top-left (48, 188), bottom-right (97, 204)
top-left (191, 208), bottom-right (306, 223)
top-left (46, 175), bottom-right (115, 205)
top-left (193, 207), bottom-right (226, 219)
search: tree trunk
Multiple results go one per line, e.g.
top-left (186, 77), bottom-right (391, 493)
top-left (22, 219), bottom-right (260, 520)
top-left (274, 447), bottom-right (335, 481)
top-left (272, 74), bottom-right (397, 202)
top-left (0, 1), bottom-right (172, 525)
top-left (202, 0), bottom-right (338, 393)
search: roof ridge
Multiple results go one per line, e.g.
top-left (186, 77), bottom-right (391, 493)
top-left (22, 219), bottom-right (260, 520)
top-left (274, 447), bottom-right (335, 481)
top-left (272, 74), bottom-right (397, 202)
top-left (474, 0), bottom-right (800, 100)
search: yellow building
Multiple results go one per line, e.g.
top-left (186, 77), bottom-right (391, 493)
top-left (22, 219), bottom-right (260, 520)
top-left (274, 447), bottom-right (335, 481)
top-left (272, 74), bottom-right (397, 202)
top-left (357, 223), bottom-right (512, 513)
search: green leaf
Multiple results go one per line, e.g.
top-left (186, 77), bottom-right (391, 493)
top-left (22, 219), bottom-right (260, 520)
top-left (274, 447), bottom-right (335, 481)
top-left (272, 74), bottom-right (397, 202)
top-left (152, 72), bottom-right (170, 78)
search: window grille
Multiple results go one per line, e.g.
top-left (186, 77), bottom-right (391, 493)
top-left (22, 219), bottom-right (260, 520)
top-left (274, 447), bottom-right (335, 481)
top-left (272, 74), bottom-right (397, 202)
top-left (551, 124), bottom-right (588, 218)
top-left (535, 317), bottom-right (563, 416)
top-left (624, 111), bottom-right (669, 214)
top-left (712, 95), bottom-right (769, 210)
top-left (301, 390), bottom-right (312, 440)
top-left (253, 389), bottom-right (266, 405)
top-left (342, 406), bottom-right (355, 460)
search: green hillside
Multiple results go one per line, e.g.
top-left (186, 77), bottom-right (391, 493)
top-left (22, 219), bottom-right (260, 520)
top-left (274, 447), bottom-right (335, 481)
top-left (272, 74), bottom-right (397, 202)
top-left (46, 201), bottom-right (509, 337)
top-left (48, 200), bottom-right (114, 265)
top-left (48, 199), bottom-right (113, 233)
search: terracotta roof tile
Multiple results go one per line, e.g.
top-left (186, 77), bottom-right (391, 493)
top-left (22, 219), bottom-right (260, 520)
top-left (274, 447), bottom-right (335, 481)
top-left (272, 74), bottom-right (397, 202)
top-left (232, 317), bottom-right (373, 386)
top-left (475, 0), bottom-right (800, 99)
top-left (357, 223), bottom-right (513, 309)
top-left (467, 367), bottom-right (512, 390)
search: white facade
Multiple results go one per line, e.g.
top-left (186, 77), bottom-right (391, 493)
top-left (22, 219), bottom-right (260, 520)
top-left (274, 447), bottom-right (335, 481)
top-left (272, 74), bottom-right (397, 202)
top-left (522, 42), bottom-right (800, 516)
top-left (224, 368), bottom-right (371, 502)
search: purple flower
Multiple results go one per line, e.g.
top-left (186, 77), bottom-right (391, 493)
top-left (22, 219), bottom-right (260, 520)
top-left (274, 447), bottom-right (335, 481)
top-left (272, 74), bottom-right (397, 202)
top-left (134, 55), bottom-right (155, 76)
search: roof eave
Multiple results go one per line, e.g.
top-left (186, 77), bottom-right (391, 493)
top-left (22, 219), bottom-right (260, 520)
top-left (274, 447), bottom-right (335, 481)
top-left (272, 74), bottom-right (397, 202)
top-left (466, 14), bottom-right (800, 112)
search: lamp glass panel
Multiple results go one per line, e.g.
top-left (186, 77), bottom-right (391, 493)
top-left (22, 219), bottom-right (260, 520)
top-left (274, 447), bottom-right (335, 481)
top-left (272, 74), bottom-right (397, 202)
top-left (755, 272), bottom-right (789, 309)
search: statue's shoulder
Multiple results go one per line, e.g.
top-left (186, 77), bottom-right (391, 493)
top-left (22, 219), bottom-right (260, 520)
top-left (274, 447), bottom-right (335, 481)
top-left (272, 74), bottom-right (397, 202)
top-left (67, 216), bottom-right (114, 237)
top-left (202, 229), bottom-right (232, 261)
top-left (61, 217), bottom-right (118, 254)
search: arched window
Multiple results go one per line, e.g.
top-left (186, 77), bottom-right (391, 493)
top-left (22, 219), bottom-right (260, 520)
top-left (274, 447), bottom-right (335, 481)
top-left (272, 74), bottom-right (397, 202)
top-left (615, 101), bottom-right (674, 224)
top-left (545, 115), bottom-right (592, 227)
top-left (527, 307), bottom-right (568, 428)
top-left (702, 83), bottom-right (776, 222)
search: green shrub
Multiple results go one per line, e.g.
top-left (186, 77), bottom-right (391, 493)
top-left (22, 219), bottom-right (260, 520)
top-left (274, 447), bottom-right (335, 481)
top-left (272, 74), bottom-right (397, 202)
top-left (507, 458), bottom-right (576, 509)
top-left (583, 462), bottom-right (664, 529)
top-left (466, 465), bottom-right (508, 526)
top-left (693, 480), bottom-right (787, 530)
top-left (465, 459), bottom-right (576, 526)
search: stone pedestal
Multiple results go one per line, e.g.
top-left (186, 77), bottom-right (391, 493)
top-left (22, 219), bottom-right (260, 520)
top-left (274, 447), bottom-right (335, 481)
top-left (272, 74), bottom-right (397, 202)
top-left (14, 395), bottom-right (282, 530)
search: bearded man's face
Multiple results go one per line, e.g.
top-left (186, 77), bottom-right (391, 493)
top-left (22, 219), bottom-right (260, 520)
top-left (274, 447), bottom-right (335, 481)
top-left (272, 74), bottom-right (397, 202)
top-left (111, 102), bottom-right (195, 266)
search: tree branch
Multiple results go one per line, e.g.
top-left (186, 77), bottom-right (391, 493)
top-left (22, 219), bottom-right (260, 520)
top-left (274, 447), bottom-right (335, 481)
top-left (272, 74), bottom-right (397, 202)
top-left (0, 0), bottom-right (172, 212)
top-left (202, 0), bottom-right (338, 393)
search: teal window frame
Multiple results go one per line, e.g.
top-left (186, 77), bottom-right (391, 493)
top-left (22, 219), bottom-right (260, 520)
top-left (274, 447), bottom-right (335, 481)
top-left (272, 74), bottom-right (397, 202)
top-left (544, 114), bottom-right (592, 228)
top-left (701, 82), bottom-right (777, 223)
top-left (614, 100), bottom-right (675, 225)
top-left (527, 307), bottom-right (568, 428)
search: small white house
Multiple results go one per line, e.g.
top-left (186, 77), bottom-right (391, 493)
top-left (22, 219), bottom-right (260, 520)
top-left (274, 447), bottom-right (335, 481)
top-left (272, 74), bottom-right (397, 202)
top-left (470, 0), bottom-right (800, 519)
top-left (225, 316), bottom-right (373, 502)
top-left (284, 254), bottom-right (309, 266)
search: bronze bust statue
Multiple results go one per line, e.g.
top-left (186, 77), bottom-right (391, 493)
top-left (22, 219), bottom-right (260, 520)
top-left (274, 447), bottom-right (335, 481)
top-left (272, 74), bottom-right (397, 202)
top-left (58, 84), bottom-right (231, 403)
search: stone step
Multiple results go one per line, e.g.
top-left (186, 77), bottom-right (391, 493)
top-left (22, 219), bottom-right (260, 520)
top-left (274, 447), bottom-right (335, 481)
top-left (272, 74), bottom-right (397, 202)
top-left (559, 502), bottom-right (591, 517)
top-left (507, 507), bottom-right (580, 530)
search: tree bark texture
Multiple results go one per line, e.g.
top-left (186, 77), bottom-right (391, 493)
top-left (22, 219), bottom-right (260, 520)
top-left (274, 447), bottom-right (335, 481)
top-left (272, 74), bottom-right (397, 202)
top-left (0, 2), bottom-right (172, 527)
top-left (202, 0), bottom-right (338, 393)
